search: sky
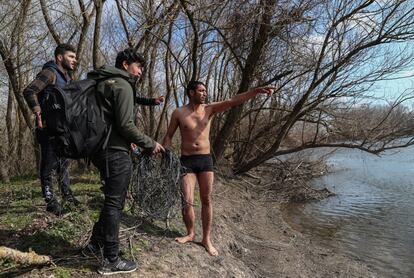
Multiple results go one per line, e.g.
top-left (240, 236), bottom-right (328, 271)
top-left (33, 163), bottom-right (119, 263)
top-left (369, 69), bottom-right (414, 107)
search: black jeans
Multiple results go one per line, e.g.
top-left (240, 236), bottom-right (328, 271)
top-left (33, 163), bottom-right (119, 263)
top-left (37, 129), bottom-right (71, 202)
top-left (90, 149), bottom-right (132, 260)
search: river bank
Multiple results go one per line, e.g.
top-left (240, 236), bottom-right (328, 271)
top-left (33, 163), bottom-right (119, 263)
top-left (0, 160), bottom-right (376, 277)
top-left (282, 146), bottom-right (414, 278)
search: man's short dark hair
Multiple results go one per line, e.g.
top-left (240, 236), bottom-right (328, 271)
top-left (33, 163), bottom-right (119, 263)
top-left (115, 48), bottom-right (146, 69)
top-left (186, 80), bottom-right (205, 97)
top-left (54, 43), bottom-right (76, 58)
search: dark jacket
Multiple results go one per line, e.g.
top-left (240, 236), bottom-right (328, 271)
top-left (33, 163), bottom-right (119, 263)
top-left (23, 61), bottom-right (71, 114)
top-left (87, 66), bottom-right (155, 152)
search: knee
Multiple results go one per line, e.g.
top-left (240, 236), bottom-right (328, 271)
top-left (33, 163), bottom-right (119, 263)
top-left (181, 198), bottom-right (194, 209)
top-left (104, 195), bottom-right (124, 211)
top-left (183, 200), bottom-right (194, 208)
top-left (40, 172), bottom-right (53, 179)
top-left (200, 195), bottom-right (212, 206)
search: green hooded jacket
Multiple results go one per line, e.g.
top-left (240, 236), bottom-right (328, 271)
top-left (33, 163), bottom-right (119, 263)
top-left (87, 66), bottom-right (155, 152)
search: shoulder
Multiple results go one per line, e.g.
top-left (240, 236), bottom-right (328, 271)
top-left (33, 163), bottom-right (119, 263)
top-left (36, 68), bottom-right (56, 83)
top-left (105, 76), bottom-right (130, 85)
top-left (171, 107), bottom-right (182, 117)
top-left (171, 107), bottom-right (188, 121)
top-left (203, 103), bottom-right (215, 114)
top-left (102, 77), bottom-right (132, 92)
top-left (175, 105), bottom-right (188, 112)
top-left (40, 67), bottom-right (56, 75)
top-left (175, 105), bottom-right (191, 114)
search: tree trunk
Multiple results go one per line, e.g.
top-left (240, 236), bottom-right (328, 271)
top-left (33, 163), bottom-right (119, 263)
top-left (147, 43), bottom-right (158, 138)
top-left (155, 20), bottom-right (175, 141)
top-left (0, 146), bottom-right (10, 183)
top-left (212, 0), bottom-right (275, 162)
top-left (39, 0), bottom-right (62, 44)
top-left (92, 0), bottom-right (104, 69)
top-left (6, 84), bottom-right (14, 150)
top-left (74, 0), bottom-right (95, 78)
top-left (0, 43), bottom-right (33, 130)
top-left (179, 0), bottom-right (199, 82)
top-left (17, 110), bottom-right (26, 175)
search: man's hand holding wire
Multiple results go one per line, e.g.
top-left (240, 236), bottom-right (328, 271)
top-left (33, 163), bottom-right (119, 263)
top-left (35, 111), bottom-right (43, 129)
top-left (152, 142), bottom-right (165, 155)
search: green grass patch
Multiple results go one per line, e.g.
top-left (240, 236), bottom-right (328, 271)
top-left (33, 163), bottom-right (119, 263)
top-left (194, 191), bottom-right (201, 206)
top-left (0, 213), bottom-right (33, 230)
top-left (8, 175), bottom-right (38, 184)
top-left (0, 259), bottom-right (19, 270)
top-left (0, 170), bottom-right (182, 276)
top-left (53, 267), bottom-right (71, 278)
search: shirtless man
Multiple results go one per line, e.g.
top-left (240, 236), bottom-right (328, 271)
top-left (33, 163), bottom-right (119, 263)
top-left (162, 81), bottom-right (274, 256)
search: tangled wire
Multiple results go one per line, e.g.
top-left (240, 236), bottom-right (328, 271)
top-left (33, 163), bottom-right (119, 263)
top-left (130, 149), bottom-right (182, 221)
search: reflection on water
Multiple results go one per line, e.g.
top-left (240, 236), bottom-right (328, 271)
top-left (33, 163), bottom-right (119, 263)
top-left (284, 147), bottom-right (414, 278)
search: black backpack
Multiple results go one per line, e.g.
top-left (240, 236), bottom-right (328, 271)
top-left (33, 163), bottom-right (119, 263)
top-left (42, 78), bottom-right (112, 159)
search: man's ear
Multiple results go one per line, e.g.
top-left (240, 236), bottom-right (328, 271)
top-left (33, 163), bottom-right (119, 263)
top-left (122, 60), bottom-right (129, 71)
top-left (56, 54), bottom-right (63, 63)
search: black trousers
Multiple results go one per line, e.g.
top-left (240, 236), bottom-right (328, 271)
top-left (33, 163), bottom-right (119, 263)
top-left (37, 129), bottom-right (71, 202)
top-left (91, 149), bottom-right (132, 260)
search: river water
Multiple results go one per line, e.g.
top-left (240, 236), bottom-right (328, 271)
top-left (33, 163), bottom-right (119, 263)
top-left (283, 146), bottom-right (414, 278)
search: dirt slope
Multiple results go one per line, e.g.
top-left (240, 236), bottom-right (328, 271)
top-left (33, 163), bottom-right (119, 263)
top-left (1, 163), bottom-right (376, 277)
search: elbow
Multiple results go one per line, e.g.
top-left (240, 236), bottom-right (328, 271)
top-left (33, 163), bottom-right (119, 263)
top-left (162, 136), bottom-right (170, 146)
top-left (118, 124), bottom-right (135, 140)
top-left (163, 135), bottom-right (174, 147)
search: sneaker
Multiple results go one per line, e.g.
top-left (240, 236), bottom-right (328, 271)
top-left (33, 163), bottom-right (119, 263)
top-left (46, 199), bottom-right (66, 216)
top-left (81, 242), bottom-right (103, 258)
top-left (82, 241), bottom-right (124, 258)
top-left (97, 257), bottom-right (137, 275)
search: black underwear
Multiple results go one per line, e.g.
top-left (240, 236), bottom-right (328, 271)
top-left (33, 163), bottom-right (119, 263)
top-left (180, 154), bottom-right (214, 174)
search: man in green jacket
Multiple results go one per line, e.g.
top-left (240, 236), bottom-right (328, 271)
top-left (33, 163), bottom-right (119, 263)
top-left (84, 48), bottom-right (164, 275)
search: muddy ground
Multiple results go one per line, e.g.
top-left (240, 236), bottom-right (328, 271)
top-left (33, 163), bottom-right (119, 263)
top-left (0, 161), bottom-right (377, 277)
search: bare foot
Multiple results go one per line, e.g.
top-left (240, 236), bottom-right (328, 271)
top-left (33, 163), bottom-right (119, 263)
top-left (175, 234), bottom-right (195, 244)
top-left (202, 240), bottom-right (219, 256)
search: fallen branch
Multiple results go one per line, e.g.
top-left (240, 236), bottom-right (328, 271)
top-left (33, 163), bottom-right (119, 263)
top-left (0, 246), bottom-right (51, 265)
top-left (243, 172), bottom-right (261, 179)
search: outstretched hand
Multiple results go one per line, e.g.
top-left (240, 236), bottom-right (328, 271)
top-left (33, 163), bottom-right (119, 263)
top-left (254, 86), bottom-right (276, 96)
top-left (155, 95), bottom-right (165, 105)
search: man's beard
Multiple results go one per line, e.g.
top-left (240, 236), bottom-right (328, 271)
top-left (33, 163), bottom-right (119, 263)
top-left (199, 96), bottom-right (208, 104)
top-left (61, 59), bottom-right (73, 71)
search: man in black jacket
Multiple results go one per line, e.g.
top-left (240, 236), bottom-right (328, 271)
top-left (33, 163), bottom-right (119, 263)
top-left (84, 48), bottom-right (164, 275)
top-left (23, 44), bottom-right (79, 216)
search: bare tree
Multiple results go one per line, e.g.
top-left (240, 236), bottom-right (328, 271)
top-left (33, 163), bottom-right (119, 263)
top-left (1, 0), bottom-right (414, 178)
top-left (231, 0), bottom-right (414, 173)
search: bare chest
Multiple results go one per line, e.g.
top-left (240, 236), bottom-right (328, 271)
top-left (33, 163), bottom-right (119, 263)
top-left (180, 112), bottom-right (211, 131)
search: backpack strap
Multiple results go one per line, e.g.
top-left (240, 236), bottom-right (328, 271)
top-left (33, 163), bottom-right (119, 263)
top-left (102, 125), bottom-right (112, 151)
top-left (93, 72), bottom-right (134, 142)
